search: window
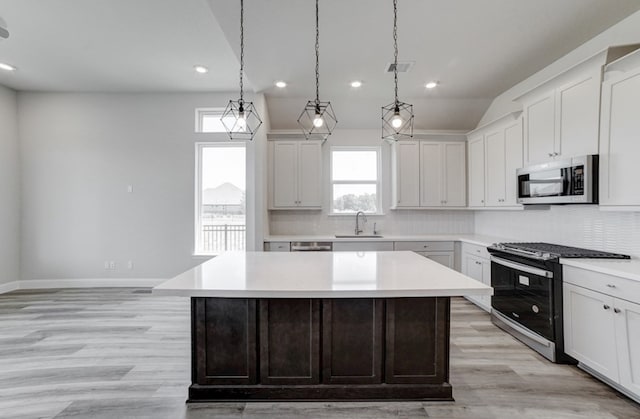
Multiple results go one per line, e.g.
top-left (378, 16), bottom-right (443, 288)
top-left (330, 147), bottom-right (381, 214)
top-left (195, 108), bottom-right (244, 133)
top-left (195, 143), bottom-right (246, 254)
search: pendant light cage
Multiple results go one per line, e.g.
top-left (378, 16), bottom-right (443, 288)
top-left (381, 0), bottom-right (414, 142)
top-left (298, 0), bottom-right (337, 140)
top-left (222, 0), bottom-right (262, 141)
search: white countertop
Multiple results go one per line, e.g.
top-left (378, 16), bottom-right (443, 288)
top-left (560, 258), bottom-right (640, 282)
top-left (264, 234), bottom-right (512, 247)
top-left (154, 251), bottom-right (493, 298)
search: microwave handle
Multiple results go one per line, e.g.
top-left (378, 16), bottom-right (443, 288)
top-left (490, 256), bottom-right (554, 278)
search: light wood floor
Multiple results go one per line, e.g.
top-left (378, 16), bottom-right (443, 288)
top-left (0, 289), bottom-right (638, 419)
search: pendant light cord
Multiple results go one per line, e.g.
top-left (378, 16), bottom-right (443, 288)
top-left (315, 0), bottom-right (320, 106)
top-left (239, 0), bottom-right (245, 105)
top-left (393, 0), bottom-right (399, 106)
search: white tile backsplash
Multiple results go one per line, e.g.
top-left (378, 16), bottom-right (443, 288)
top-left (269, 210), bottom-right (475, 237)
top-left (475, 206), bottom-right (640, 257)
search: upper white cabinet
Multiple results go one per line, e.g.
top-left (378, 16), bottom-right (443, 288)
top-left (599, 49), bottom-right (640, 209)
top-left (269, 140), bottom-right (322, 209)
top-left (467, 113), bottom-right (523, 209)
top-left (391, 140), bottom-right (466, 209)
top-left (516, 46), bottom-right (640, 166)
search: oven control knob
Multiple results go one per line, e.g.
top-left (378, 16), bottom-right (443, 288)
top-left (531, 305), bottom-right (539, 314)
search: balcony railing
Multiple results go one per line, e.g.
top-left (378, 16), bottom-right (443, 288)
top-left (201, 224), bottom-right (246, 253)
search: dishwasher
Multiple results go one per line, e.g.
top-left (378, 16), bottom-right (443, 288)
top-left (290, 241), bottom-right (333, 251)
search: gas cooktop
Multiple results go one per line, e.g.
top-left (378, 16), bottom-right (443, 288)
top-left (490, 242), bottom-right (631, 261)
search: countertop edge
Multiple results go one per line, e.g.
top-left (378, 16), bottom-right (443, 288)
top-left (264, 235), bottom-right (507, 247)
top-left (560, 258), bottom-right (640, 282)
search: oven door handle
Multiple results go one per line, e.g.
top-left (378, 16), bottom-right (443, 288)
top-left (490, 256), bottom-right (554, 279)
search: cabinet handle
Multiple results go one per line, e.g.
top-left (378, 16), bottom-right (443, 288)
top-left (614, 308), bottom-right (621, 314)
top-left (554, 152), bottom-right (559, 157)
top-left (603, 305), bottom-right (610, 310)
top-left (423, 245), bottom-right (429, 248)
top-left (481, 200), bottom-right (484, 203)
top-left (475, 261), bottom-right (482, 265)
top-left (606, 284), bottom-right (616, 288)
top-left (548, 153), bottom-right (553, 157)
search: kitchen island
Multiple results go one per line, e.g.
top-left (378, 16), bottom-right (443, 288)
top-left (153, 251), bottom-right (492, 402)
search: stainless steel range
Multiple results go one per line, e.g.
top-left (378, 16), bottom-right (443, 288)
top-left (487, 242), bottom-right (629, 363)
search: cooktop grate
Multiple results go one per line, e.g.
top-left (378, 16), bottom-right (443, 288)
top-left (500, 242), bottom-right (630, 259)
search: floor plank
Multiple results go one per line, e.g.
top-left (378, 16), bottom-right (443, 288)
top-left (0, 289), bottom-right (637, 418)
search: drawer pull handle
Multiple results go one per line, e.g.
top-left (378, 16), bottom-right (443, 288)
top-left (603, 305), bottom-right (610, 310)
top-left (614, 308), bottom-right (621, 314)
top-left (606, 284), bottom-right (616, 288)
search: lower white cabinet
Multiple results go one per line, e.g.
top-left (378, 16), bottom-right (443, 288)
top-left (461, 243), bottom-right (491, 312)
top-left (394, 241), bottom-right (454, 268)
top-left (332, 241), bottom-right (394, 252)
top-left (564, 266), bottom-right (640, 402)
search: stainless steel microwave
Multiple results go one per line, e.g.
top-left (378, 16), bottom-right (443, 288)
top-left (517, 155), bottom-right (598, 205)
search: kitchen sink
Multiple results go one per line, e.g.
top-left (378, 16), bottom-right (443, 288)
top-left (335, 235), bottom-right (384, 238)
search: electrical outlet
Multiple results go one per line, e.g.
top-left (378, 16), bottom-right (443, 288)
top-left (127, 260), bottom-right (133, 270)
top-left (109, 261), bottom-right (116, 270)
top-left (104, 261), bottom-right (110, 270)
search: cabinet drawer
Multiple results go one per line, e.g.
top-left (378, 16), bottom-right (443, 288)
top-left (333, 242), bottom-right (394, 252)
top-left (461, 242), bottom-right (490, 260)
top-left (564, 265), bottom-right (640, 304)
top-left (394, 241), bottom-right (454, 252)
top-left (264, 242), bottom-right (291, 252)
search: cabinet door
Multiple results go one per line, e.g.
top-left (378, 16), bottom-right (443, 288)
top-left (556, 71), bottom-right (601, 158)
top-left (563, 283), bottom-right (619, 382)
top-left (524, 93), bottom-right (555, 164)
top-left (467, 136), bottom-right (485, 207)
top-left (599, 67), bottom-right (640, 206)
top-left (504, 118), bottom-right (524, 206)
top-left (484, 129), bottom-right (505, 207)
top-left (297, 141), bottom-right (322, 207)
top-left (442, 142), bottom-right (466, 207)
top-left (393, 141), bottom-right (420, 207)
top-left (415, 251), bottom-right (453, 269)
top-left (481, 258), bottom-right (492, 309)
top-left (464, 254), bottom-right (490, 311)
top-left (614, 298), bottom-right (640, 397)
top-left (273, 142), bottom-right (299, 208)
top-left (420, 142), bottom-right (443, 207)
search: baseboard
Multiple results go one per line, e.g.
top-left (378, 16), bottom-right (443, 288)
top-left (578, 363), bottom-right (640, 404)
top-left (0, 281), bottom-right (20, 294)
top-left (0, 278), bottom-right (166, 294)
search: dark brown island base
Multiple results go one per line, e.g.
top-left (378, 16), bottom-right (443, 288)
top-left (189, 296), bottom-right (451, 401)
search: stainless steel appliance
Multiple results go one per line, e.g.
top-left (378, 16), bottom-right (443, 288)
top-left (517, 155), bottom-right (598, 205)
top-left (290, 241), bottom-right (333, 251)
top-left (488, 242), bottom-right (629, 363)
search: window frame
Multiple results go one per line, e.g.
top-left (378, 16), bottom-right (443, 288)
top-left (195, 107), bottom-right (226, 133)
top-left (194, 142), bottom-right (247, 255)
top-left (329, 146), bottom-right (383, 215)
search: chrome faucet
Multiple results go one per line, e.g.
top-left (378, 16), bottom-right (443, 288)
top-left (355, 211), bottom-right (367, 235)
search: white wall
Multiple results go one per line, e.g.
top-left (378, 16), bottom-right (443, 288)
top-left (18, 92), bottom-right (267, 281)
top-left (0, 85), bottom-right (20, 285)
top-left (479, 9), bottom-right (640, 125)
top-left (268, 129), bottom-right (475, 236)
top-left (476, 207), bottom-right (640, 258)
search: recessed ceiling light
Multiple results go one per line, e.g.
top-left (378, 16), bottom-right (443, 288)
top-left (0, 62), bottom-right (16, 71)
top-left (275, 81), bottom-right (287, 88)
top-left (425, 81), bottom-right (438, 89)
top-left (194, 65), bottom-right (208, 74)
top-left (350, 80), bottom-right (362, 88)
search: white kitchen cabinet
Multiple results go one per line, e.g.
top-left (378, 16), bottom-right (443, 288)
top-left (391, 141), bottom-right (420, 207)
top-left (270, 140), bottom-right (322, 209)
top-left (523, 91), bottom-right (556, 165)
top-left (563, 282), bottom-right (619, 382)
top-left (394, 241), bottom-right (455, 269)
top-left (468, 113), bottom-right (523, 209)
top-left (615, 298), bottom-right (640, 396)
top-left (391, 140), bottom-right (466, 209)
top-left (599, 50), bottom-right (640, 209)
top-left (333, 241), bottom-right (394, 252)
top-left (467, 136), bottom-right (485, 208)
top-left (563, 264), bottom-right (640, 402)
top-left (461, 243), bottom-right (491, 312)
top-left (420, 141), bottom-right (466, 207)
top-left (264, 242), bottom-right (291, 252)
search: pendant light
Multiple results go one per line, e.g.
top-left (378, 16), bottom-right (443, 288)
top-left (221, 0), bottom-right (262, 141)
top-left (298, 0), bottom-right (337, 140)
top-left (381, 0), bottom-right (413, 141)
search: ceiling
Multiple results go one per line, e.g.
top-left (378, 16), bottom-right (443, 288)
top-left (1, 0), bottom-right (640, 130)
